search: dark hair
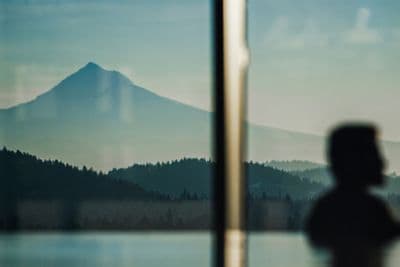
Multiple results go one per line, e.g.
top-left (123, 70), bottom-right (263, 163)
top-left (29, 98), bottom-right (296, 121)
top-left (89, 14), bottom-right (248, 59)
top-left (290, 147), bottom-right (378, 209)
top-left (328, 124), bottom-right (380, 185)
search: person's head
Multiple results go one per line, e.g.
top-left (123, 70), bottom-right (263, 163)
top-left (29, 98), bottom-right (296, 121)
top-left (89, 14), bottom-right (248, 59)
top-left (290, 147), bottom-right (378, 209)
top-left (328, 124), bottom-right (385, 188)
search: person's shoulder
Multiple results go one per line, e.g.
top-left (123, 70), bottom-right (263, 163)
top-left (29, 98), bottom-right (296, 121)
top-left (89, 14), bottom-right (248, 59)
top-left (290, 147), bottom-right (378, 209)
top-left (307, 189), bottom-right (338, 218)
top-left (314, 189), bottom-right (339, 205)
top-left (362, 191), bottom-right (387, 208)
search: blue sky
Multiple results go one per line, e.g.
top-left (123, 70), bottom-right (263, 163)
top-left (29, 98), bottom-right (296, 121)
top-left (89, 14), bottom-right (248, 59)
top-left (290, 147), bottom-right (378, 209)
top-left (1, 0), bottom-right (400, 140)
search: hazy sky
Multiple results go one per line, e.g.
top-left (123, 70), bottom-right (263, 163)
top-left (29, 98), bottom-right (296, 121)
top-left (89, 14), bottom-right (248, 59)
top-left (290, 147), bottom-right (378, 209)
top-left (0, 0), bottom-right (211, 109)
top-left (248, 0), bottom-right (400, 141)
top-left (1, 0), bottom-right (400, 140)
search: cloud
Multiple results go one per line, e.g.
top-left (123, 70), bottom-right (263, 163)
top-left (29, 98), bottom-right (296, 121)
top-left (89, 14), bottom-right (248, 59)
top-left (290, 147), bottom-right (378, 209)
top-left (344, 8), bottom-right (382, 44)
top-left (265, 17), bottom-right (328, 49)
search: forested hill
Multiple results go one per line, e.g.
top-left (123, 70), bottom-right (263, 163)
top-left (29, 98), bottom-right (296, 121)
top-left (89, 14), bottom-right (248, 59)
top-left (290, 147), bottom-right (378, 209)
top-left (109, 159), bottom-right (213, 197)
top-left (265, 160), bottom-right (325, 172)
top-left (0, 148), bottom-right (161, 200)
top-left (248, 162), bottom-right (324, 199)
top-left (291, 167), bottom-right (400, 196)
top-left (109, 159), bottom-right (325, 199)
top-left (0, 147), bottom-right (325, 200)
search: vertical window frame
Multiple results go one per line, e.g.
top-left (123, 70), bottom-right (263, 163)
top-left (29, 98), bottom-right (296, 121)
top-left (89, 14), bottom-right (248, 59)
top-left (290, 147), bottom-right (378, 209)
top-left (213, 0), bottom-right (249, 267)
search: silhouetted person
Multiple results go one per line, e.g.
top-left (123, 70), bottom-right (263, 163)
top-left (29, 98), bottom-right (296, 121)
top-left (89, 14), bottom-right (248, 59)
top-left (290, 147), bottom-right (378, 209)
top-left (306, 124), bottom-right (400, 267)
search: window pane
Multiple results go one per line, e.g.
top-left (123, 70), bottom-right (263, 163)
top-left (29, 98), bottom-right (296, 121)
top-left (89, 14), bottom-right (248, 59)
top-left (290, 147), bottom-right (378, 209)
top-left (0, 1), bottom-right (213, 266)
top-left (247, 0), bottom-right (400, 266)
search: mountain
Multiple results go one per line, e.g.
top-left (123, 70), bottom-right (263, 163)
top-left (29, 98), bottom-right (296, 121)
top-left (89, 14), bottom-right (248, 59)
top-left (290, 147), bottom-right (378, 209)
top-left (0, 148), bottom-right (207, 230)
top-left (2, 62), bottom-right (400, 171)
top-left (247, 162), bottom-right (324, 199)
top-left (264, 160), bottom-right (325, 172)
top-left (109, 159), bottom-right (324, 199)
top-left (0, 148), bottom-right (323, 230)
top-left (0, 63), bottom-right (210, 170)
top-left (291, 167), bottom-right (400, 196)
top-left (0, 147), bottom-right (160, 201)
top-left (109, 159), bottom-right (212, 197)
top-left (249, 126), bottom-right (400, 174)
top-left (292, 167), bottom-right (332, 186)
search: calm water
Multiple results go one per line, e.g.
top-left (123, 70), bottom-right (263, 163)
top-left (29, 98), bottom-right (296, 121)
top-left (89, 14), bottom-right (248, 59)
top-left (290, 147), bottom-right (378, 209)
top-left (1, 232), bottom-right (400, 267)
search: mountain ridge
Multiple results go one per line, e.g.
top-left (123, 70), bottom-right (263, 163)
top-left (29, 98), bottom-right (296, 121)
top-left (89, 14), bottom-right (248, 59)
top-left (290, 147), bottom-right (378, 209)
top-left (0, 62), bottom-right (208, 115)
top-left (2, 62), bottom-right (400, 172)
top-left (2, 62), bottom-right (400, 141)
top-left (0, 62), bottom-right (211, 170)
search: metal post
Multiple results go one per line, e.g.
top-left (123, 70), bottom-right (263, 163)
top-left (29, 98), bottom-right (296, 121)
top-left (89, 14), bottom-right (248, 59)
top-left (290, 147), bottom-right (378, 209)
top-left (213, 0), bottom-right (249, 267)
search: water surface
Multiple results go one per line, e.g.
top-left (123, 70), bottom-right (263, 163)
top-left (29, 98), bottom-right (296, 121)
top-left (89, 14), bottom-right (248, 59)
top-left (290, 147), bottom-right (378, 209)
top-left (1, 232), bottom-right (400, 267)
